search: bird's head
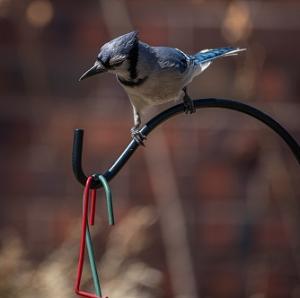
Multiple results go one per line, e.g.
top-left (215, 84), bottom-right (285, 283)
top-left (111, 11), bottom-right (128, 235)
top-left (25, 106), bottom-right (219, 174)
top-left (79, 31), bottom-right (139, 81)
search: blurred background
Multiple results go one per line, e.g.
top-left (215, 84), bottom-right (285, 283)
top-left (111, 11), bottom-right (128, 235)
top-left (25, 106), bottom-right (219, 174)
top-left (1, 0), bottom-right (300, 297)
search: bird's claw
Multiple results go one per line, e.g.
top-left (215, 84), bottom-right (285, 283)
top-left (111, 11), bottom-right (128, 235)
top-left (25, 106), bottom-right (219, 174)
top-left (183, 88), bottom-right (196, 114)
top-left (183, 98), bottom-right (196, 114)
top-left (131, 128), bottom-right (147, 146)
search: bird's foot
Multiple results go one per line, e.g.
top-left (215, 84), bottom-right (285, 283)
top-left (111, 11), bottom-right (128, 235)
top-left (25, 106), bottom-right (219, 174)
top-left (183, 88), bottom-right (196, 114)
top-left (131, 127), bottom-right (146, 146)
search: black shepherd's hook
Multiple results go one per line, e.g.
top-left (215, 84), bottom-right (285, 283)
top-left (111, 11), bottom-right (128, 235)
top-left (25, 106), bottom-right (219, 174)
top-left (72, 98), bottom-right (300, 189)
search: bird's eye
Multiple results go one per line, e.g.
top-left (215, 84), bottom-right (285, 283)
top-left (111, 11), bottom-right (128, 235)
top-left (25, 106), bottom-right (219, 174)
top-left (110, 60), bottom-right (124, 67)
top-left (109, 55), bottom-right (126, 67)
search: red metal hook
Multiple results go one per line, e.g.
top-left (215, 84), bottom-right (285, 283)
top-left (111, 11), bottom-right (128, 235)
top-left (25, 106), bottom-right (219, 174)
top-left (75, 177), bottom-right (103, 298)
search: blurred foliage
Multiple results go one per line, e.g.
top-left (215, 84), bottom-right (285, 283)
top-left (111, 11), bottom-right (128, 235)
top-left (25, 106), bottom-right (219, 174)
top-left (0, 207), bottom-right (162, 298)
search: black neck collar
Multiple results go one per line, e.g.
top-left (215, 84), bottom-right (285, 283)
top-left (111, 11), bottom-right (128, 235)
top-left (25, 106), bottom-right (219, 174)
top-left (128, 40), bottom-right (139, 80)
top-left (117, 75), bottom-right (148, 87)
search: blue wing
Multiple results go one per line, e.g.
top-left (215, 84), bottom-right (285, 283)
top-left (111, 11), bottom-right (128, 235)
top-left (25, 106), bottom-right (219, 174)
top-left (193, 47), bottom-right (246, 64)
top-left (152, 46), bottom-right (189, 73)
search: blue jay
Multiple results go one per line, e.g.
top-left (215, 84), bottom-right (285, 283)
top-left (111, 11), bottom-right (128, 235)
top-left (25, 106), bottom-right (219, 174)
top-left (79, 31), bottom-right (245, 144)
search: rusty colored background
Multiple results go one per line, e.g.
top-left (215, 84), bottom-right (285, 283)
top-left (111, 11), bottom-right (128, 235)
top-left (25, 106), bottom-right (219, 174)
top-left (1, 1), bottom-right (300, 297)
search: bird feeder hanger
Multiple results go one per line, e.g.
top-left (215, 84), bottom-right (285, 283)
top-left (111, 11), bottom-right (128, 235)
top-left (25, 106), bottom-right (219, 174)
top-left (73, 98), bottom-right (300, 189)
top-left (72, 98), bottom-right (300, 298)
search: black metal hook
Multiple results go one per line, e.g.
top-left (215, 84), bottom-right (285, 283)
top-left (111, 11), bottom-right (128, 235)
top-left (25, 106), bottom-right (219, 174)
top-left (72, 98), bottom-right (300, 189)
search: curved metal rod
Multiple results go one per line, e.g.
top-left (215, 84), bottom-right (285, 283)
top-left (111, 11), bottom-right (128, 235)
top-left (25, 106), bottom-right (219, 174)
top-left (73, 98), bottom-right (300, 189)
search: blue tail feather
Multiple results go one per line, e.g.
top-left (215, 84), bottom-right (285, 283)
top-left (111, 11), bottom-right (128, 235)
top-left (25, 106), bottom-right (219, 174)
top-left (193, 47), bottom-right (244, 64)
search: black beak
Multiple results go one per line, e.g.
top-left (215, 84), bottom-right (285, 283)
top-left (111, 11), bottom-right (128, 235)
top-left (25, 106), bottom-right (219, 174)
top-left (79, 61), bottom-right (106, 81)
